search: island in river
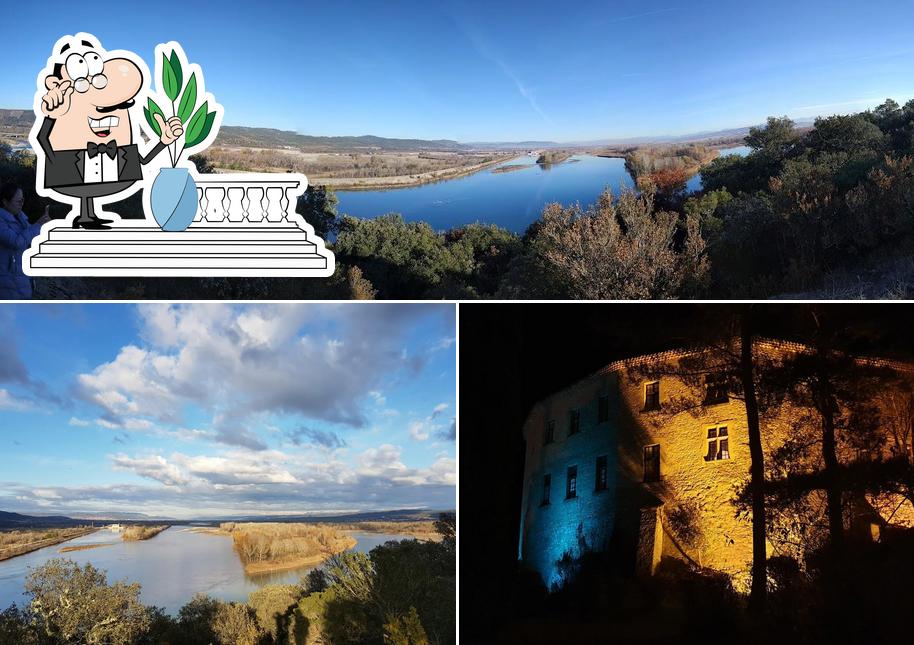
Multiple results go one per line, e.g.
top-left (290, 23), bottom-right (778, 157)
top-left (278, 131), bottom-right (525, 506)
top-left (0, 527), bottom-right (98, 562)
top-left (193, 520), bottom-right (441, 574)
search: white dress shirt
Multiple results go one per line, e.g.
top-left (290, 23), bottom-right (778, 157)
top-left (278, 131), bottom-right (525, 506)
top-left (84, 148), bottom-right (119, 183)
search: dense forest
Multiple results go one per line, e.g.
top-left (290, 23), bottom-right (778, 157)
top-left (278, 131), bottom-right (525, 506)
top-left (0, 515), bottom-right (455, 645)
top-left (3, 99), bottom-right (913, 299)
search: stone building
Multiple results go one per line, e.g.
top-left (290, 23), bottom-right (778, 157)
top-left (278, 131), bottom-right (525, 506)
top-left (518, 340), bottom-right (914, 591)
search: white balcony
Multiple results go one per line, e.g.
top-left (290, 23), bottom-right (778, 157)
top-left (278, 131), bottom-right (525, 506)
top-left (23, 174), bottom-right (334, 277)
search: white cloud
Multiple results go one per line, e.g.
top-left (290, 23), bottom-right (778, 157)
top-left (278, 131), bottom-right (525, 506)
top-left (76, 304), bottom-right (447, 450)
top-left (68, 417), bottom-right (91, 427)
top-left (111, 454), bottom-right (190, 487)
top-left (0, 389), bottom-right (32, 411)
top-left (112, 449), bottom-right (298, 487)
top-left (407, 402), bottom-right (453, 442)
top-left (408, 420), bottom-right (430, 441)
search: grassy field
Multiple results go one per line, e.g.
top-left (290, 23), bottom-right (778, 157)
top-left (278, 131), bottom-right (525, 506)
top-left (202, 147), bottom-right (514, 189)
top-left (121, 525), bottom-right (170, 541)
top-left (58, 542), bottom-right (113, 553)
top-left (217, 523), bottom-right (357, 574)
top-left (334, 520), bottom-right (442, 541)
top-left (0, 527), bottom-right (98, 561)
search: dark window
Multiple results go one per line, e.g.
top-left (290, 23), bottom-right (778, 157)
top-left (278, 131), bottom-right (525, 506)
top-left (704, 373), bottom-right (729, 405)
top-left (598, 395), bottom-right (609, 422)
top-left (644, 382), bottom-right (660, 411)
top-left (595, 455), bottom-right (608, 491)
top-left (544, 420), bottom-right (555, 445)
top-left (541, 474), bottom-right (551, 506)
top-left (643, 444), bottom-right (660, 482)
top-left (705, 425), bottom-right (730, 461)
top-left (566, 466), bottom-right (578, 499)
top-left (569, 409), bottom-right (580, 435)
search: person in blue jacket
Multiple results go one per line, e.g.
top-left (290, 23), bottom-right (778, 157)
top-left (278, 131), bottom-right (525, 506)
top-left (0, 183), bottom-right (50, 299)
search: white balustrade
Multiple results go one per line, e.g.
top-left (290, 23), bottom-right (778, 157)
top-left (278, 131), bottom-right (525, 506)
top-left (190, 177), bottom-right (305, 226)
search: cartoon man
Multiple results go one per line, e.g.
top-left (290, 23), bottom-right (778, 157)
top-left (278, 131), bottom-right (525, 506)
top-left (35, 36), bottom-right (183, 229)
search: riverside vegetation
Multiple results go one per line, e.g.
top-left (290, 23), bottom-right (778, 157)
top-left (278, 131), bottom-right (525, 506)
top-left (0, 529), bottom-right (98, 562)
top-left (5, 99), bottom-right (914, 299)
top-left (0, 514), bottom-right (455, 645)
top-left (121, 526), bottom-right (169, 542)
top-left (216, 523), bottom-right (357, 574)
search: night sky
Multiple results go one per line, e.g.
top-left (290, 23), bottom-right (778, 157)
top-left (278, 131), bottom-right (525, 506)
top-left (458, 303), bottom-right (914, 640)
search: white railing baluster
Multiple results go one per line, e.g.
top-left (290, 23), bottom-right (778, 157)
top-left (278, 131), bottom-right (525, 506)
top-left (226, 187), bottom-right (245, 222)
top-left (191, 177), bottom-right (306, 225)
top-left (247, 186), bottom-right (265, 222)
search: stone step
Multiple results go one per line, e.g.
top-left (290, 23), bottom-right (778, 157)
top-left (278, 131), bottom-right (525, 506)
top-left (31, 254), bottom-right (329, 269)
top-left (47, 226), bottom-right (312, 243)
top-left (25, 223), bottom-right (333, 277)
top-left (39, 241), bottom-right (318, 255)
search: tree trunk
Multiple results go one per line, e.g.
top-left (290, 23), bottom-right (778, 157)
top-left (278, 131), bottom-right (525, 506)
top-left (818, 368), bottom-right (844, 553)
top-left (810, 309), bottom-right (844, 554)
top-left (740, 311), bottom-right (767, 615)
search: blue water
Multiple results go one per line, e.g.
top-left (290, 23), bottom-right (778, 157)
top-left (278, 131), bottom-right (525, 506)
top-left (0, 526), bottom-right (413, 614)
top-left (335, 154), bottom-right (634, 234)
top-left (336, 146), bottom-right (752, 234)
top-left (685, 145), bottom-right (752, 193)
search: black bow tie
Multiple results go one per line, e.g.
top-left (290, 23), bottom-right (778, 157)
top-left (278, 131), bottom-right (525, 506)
top-left (87, 141), bottom-right (117, 159)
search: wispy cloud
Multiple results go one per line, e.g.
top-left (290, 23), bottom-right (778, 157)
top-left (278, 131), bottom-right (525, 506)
top-left (602, 7), bottom-right (677, 24)
top-left (457, 21), bottom-right (551, 124)
top-left (0, 388), bottom-right (32, 411)
top-left (790, 95), bottom-right (912, 118)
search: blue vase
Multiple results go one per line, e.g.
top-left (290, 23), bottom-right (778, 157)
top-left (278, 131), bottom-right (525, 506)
top-left (150, 167), bottom-right (198, 231)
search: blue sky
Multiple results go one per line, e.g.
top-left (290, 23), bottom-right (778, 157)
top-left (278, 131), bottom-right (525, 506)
top-left (0, 304), bottom-right (456, 519)
top-left (3, 1), bottom-right (914, 141)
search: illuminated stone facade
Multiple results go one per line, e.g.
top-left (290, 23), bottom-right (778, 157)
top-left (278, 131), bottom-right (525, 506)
top-left (518, 341), bottom-right (914, 591)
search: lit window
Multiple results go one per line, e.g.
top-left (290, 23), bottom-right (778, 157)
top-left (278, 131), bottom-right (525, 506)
top-left (566, 466), bottom-right (577, 499)
top-left (598, 395), bottom-right (609, 423)
top-left (595, 455), bottom-right (608, 491)
top-left (643, 444), bottom-right (660, 482)
top-left (541, 474), bottom-right (551, 506)
top-left (569, 409), bottom-right (580, 435)
top-left (705, 425), bottom-right (730, 461)
top-left (704, 373), bottom-right (729, 405)
top-left (644, 382), bottom-right (660, 411)
top-left (544, 420), bottom-right (555, 445)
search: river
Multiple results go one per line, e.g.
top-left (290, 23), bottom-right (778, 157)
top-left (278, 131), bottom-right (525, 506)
top-left (335, 154), bottom-right (634, 234)
top-left (685, 145), bottom-right (752, 193)
top-left (335, 146), bottom-right (751, 234)
top-left (0, 526), bottom-right (410, 614)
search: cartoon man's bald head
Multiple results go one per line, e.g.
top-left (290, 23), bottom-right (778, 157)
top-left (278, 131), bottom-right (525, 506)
top-left (43, 38), bottom-right (144, 150)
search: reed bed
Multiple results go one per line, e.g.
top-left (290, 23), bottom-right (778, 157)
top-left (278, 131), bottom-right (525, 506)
top-left (121, 525), bottom-right (169, 541)
top-left (0, 527), bottom-right (98, 561)
top-left (220, 523), bottom-right (356, 571)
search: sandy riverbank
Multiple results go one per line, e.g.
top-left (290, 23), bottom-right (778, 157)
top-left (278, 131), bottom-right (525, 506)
top-left (58, 542), bottom-right (113, 553)
top-left (0, 527), bottom-right (99, 562)
top-left (492, 163), bottom-right (533, 174)
top-left (311, 155), bottom-right (519, 190)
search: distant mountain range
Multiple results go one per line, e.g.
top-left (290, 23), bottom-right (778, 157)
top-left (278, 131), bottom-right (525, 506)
top-left (0, 508), bottom-right (450, 529)
top-left (0, 510), bottom-right (76, 528)
top-left (0, 107), bottom-right (814, 152)
top-left (213, 126), bottom-right (471, 152)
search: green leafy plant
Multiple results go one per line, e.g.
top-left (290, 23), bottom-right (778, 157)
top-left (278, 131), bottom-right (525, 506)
top-left (144, 49), bottom-right (217, 167)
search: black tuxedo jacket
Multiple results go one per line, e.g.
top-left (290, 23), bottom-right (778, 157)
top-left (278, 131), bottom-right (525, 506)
top-left (37, 117), bottom-right (165, 189)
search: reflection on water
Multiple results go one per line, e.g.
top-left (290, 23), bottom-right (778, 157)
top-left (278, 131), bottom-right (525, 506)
top-left (336, 147), bottom-right (753, 234)
top-left (335, 154), bottom-right (634, 234)
top-left (686, 145), bottom-right (752, 192)
top-left (0, 526), bottom-right (412, 614)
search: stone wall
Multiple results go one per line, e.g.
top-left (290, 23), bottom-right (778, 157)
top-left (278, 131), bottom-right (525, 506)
top-left (519, 341), bottom-right (914, 592)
